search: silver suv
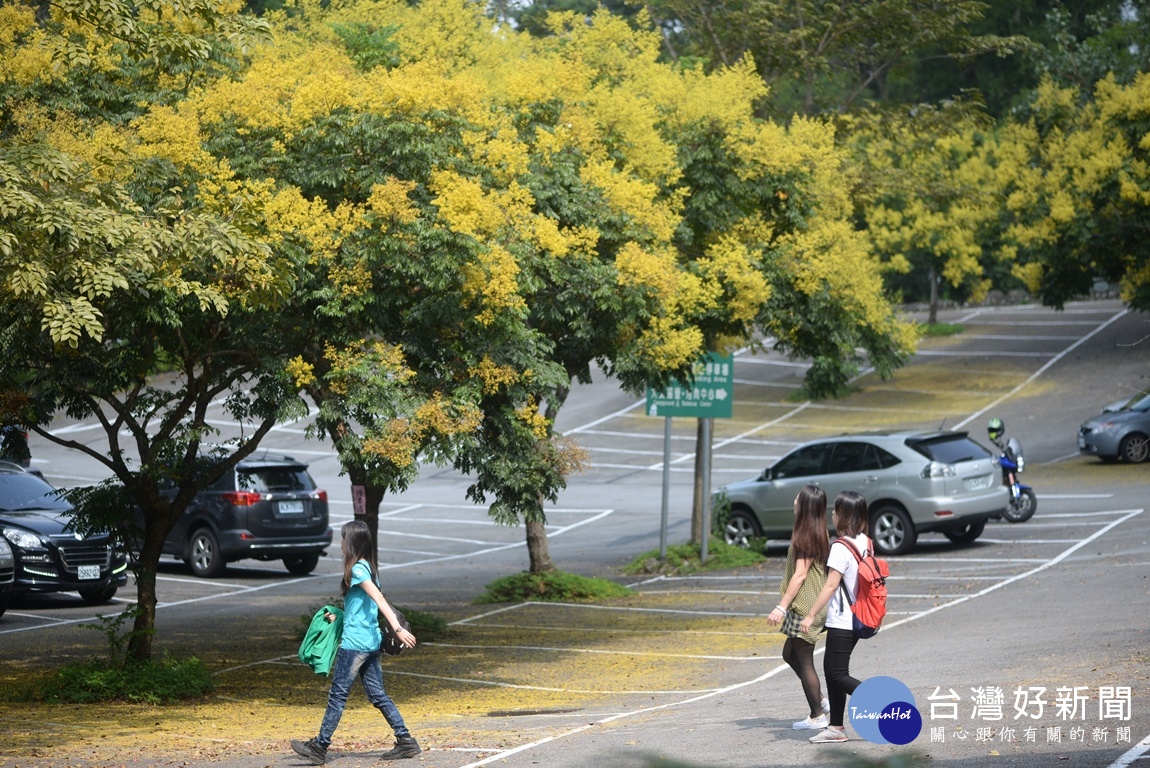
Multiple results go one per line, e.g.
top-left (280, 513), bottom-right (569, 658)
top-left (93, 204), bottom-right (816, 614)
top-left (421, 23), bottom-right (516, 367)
top-left (718, 431), bottom-right (1009, 555)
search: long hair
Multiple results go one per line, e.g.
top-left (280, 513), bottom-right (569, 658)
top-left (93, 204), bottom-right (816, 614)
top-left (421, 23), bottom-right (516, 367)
top-left (834, 491), bottom-right (869, 537)
top-left (340, 520), bottom-right (377, 597)
top-left (791, 484), bottom-right (830, 565)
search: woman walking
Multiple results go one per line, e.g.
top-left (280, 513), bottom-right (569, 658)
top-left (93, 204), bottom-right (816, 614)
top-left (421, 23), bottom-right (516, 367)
top-left (292, 520), bottom-right (420, 764)
top-left (799, 491), bottom-right (870, 743)
top-left (766, 484), bottom-right (830, 730)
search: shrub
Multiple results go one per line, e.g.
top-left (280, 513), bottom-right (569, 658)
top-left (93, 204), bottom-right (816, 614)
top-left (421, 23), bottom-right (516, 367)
top-left (31, 656), bottom-right (214, 705)
top-left (477, 570), bottom-right (633, 604)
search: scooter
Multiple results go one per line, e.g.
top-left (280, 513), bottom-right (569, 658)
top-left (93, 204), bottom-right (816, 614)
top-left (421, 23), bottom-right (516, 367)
top-left (988, 418), bottom-right (1036, 523)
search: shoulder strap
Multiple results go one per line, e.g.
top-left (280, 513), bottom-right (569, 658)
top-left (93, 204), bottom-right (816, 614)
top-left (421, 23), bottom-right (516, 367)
top-left (834, 536), bottom-right (868, 606)
top-left (835, 536), bottom-right (870, 561)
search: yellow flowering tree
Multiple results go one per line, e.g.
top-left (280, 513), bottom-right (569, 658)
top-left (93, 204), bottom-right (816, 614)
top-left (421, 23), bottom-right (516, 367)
top-left (992, 75), bottom-right (1150, 310)
top-left (847, 101), bottom-right (1001, 324)
top-left (0, 0), bottom-right (299, 661)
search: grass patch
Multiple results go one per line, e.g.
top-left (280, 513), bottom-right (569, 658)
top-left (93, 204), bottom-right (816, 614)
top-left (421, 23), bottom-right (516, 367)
top-left (622, 538), bottom-right (768, 576)
top-left (918, 322), bottom-right (964, 337)
top-left (24, 656), bottom-right (214, 705)
top-left (476, 569), bottom-right (633, 604)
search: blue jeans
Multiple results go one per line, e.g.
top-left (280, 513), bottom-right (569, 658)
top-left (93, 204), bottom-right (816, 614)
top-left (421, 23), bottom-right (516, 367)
top-left (317, 647), bottom-right (409, 748)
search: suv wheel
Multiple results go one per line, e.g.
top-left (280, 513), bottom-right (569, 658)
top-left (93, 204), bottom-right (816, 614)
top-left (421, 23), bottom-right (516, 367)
top-left (283, 553), bottom-right (320, 576)
top-left (724, 508), bottom-right (762, 549)
top-left (188, 527), bottom-right (226, 578)
top-left (944, 520), bottom-right (985, 545)
top-left (79, 583), bottom-right (118, 604)
top-left (870, 505), bottom-right (917, 556)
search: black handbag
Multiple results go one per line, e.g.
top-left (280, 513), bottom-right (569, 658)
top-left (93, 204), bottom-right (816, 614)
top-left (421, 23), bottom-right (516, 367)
top-left (382, 607), bottom-right (412, 656)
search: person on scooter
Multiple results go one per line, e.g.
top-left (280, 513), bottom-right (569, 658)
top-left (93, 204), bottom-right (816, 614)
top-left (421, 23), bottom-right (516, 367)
top-left (987, 417), bottom-right (1006, 451)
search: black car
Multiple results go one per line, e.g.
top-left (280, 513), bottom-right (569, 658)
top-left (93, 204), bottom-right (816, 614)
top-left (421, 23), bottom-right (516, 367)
top-left (0, 463), bottom-right (129, 605)
top-left (0, 536), bottom-right (14, 617)
top-left (160, 453), bottom-right (332, 577)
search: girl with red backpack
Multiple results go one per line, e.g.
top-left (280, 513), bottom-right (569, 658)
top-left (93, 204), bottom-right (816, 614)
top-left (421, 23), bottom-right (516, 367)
top-left (799, 491), bottom-right (870, 743)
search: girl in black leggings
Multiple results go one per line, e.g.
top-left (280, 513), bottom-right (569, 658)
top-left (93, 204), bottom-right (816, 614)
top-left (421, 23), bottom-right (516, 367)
top-left (799, 491), bottom-right (870, 743)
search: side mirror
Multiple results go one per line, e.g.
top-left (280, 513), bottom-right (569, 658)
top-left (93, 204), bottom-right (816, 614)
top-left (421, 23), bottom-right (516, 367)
top-left (759, 467), bottom-right (772, 481)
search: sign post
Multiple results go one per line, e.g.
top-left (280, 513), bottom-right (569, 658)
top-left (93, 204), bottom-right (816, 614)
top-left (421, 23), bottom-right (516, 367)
top-left (646, 353), bottom-right (734, 563)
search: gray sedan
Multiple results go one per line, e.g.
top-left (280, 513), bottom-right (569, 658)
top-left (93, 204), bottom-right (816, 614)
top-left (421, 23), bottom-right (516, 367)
top-left (717, 431), bottom-right (1009, 556)
top-left (1078, 387), bottom-right (1150, 463)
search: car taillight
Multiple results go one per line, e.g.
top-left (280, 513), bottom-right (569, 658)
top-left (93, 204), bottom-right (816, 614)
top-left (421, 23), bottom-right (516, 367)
top-left (313, 490), bottom-right (327, 502)
top-left (222, 491), bottom-right (262, 506)
top-left (921, 461), bottom-right (956, 479)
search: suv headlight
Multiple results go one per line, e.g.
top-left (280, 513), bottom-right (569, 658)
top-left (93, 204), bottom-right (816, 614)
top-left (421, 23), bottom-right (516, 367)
top-left (921, 462), bottom-right (957, 479)
top-left (3, 527), bottom-right (46, 551)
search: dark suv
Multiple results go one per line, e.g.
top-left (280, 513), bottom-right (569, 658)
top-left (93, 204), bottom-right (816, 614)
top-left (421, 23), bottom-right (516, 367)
top-left (162, 453), bottom-right (332, 577)
top-left (0, 462), bottom-right (129, 605)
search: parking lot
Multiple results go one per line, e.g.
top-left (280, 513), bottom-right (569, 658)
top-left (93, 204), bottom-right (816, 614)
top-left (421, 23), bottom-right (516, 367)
top-left (2, 299), bottom-right (1148, 768)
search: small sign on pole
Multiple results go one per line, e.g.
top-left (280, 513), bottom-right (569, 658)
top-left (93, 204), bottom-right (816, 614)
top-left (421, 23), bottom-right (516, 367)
top-left (352, 485), bottom-right (366, 516)
top-left (645, 353), bottom-right (734, 419)
top-left (646, 353), bottom-right (734, 564)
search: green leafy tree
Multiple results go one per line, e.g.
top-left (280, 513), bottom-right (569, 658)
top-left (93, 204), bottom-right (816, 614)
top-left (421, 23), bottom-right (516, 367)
top-left (0, 0), bottom-right (297, 662)
top-left (641, 0), bottom-right (1030, 115)
top-left (847, 100), bottom-right (1001, 323)
top-left (991, 75), bottom-right (1150, 311)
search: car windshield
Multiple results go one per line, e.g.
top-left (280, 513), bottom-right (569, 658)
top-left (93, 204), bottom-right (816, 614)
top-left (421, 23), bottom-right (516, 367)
top-left (907, 435), bottom-right (992, 464)
top-left (1123, 390), bottom-right (1150, 411)
top-left (237, 467), bottom-right (314, 493)
top-left (0, 475), bottom-right (71, 512)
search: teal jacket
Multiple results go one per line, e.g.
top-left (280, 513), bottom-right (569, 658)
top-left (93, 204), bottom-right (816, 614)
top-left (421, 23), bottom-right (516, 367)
top-left (298, 605), bottom-right (343, 676)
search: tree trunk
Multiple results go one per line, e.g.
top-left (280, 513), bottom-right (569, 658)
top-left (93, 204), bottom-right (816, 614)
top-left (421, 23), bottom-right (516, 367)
top-left (523, 385), bottom-right (569, 573)
top-left (929, 265), bottom-right (940, 324)
top-left (344, 461), bottom-right (386, 552)
top-left (691, 418), bottom-right (707, 545)
top-left (526, 517), bottom-right (554, 573)
top-left (127, 523), bottom-right (166, 661)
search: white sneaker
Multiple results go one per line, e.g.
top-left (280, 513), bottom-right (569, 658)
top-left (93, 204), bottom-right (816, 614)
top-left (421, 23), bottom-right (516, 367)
top-left (809, 727), bottom-right (849, 743)
top-left (793, 714), bottom-right (829, 730)
top-left (822, 697), bottom-right (830, 714)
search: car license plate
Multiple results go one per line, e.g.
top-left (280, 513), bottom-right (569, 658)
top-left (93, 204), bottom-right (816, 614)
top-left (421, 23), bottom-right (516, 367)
top-left (964, 474), bottom-right (993, 491)
top-left (1077, 434), bottom-right (1085, 449)
top-left (78, 565), bottom-right (100, 580)
top-left (278, 500), bottom-right (304, 514)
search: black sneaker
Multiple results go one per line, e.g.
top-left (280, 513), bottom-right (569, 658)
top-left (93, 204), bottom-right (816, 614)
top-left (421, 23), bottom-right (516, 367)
top-left (292, 737), bottom-right (327, 765)
top-left (380, 735), bottom-right (422, 760)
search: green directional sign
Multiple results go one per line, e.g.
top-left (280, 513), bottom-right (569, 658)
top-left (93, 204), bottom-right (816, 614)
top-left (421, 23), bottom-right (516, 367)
top-left (645, 353), bottom-right (734, 419)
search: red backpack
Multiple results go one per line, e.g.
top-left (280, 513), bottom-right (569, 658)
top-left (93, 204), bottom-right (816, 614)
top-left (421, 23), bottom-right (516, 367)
top-left (836, 536), bottom-right (889, 639)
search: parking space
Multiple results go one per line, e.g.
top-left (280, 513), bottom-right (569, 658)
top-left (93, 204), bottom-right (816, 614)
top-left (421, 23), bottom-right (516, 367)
top-left (4, 299), bottom-right (1147, 768)
top-left (5, 301), bottom-right (1133, 631)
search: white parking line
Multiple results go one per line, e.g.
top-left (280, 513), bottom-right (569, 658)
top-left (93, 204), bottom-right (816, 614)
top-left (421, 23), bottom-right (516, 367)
top-left (423, 642), bottom-right (770, 662)
top-left (1110, 732), bottom-right (1150, 767)
top-left (450, 507), bottom-right (1145, 768)
top-left (953, 308), bottom-right (1129, 430)
top-left (388, 670), bottom-right (722, 696)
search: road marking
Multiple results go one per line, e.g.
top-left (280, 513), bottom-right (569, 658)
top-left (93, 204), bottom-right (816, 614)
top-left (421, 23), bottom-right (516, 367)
top-left (450, 507), bottom-right (1145, 768)
top-left (1108, 731), bottom-right (1150, 768)
top-left (953, 308), bottom-right (1129, 430)
top-left (423, 642), bottom-right (772, 662)
top-left (387, 670), bottom-right (722, 696)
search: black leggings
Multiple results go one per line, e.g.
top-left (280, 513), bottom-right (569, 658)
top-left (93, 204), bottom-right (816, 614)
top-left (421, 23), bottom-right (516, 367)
top-left (823, 628), bottom-right (861, 727)
top-left (781, 636), bottom-right (823, 718)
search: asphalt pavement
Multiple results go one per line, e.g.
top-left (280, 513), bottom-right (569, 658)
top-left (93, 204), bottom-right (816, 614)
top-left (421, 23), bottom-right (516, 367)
top-left (3, 299), bottom-right (1149, 768)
